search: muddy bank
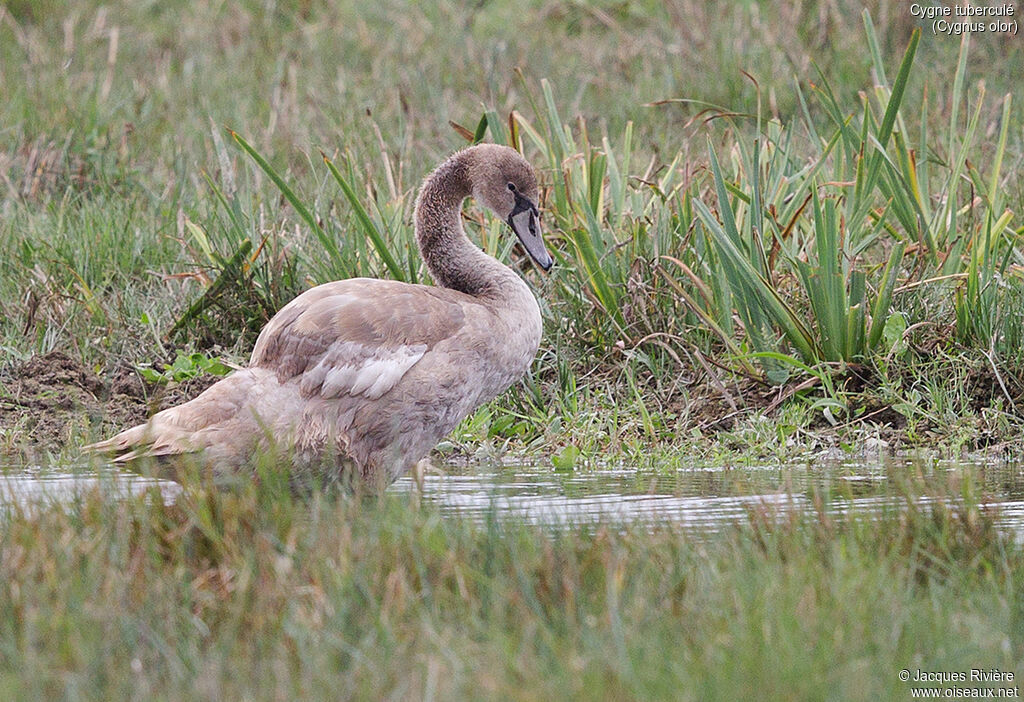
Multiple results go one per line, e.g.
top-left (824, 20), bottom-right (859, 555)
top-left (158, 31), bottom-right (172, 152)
top-left (0, 352), bottom-right (215, 462)
top-left (0, 349), bottom-right (1018, 467)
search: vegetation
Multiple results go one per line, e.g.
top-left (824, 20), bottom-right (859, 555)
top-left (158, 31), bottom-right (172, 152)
top-left (3, 1), bottom-right (1024, 697)
top-left (1, 471), bottom-right (1022, 700)
top-left (3, 0), bottom-right (1024, 462)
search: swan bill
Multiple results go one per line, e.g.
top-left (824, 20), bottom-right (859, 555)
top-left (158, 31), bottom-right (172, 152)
top-left (508, 195), bottom-right (552, 271)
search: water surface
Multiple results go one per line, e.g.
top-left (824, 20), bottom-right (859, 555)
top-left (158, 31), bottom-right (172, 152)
top-left (0, 469), bottom-right (182, 513)
top-left (390, 455), bottom-right (1024, 537)
top-left (4, 456), bottom-right (1024, 538)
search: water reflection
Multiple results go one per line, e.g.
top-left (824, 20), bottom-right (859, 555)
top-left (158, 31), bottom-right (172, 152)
top-left (3, 457), bottom-right (1024, 539)
top-left (0, 469), bottom-right (181, 512)
top-left (389, 456), bottom-right (1024, 538)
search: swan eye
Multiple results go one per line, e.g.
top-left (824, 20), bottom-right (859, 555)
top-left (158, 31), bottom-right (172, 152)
top-left (507, 182), bottom-right (516, 192)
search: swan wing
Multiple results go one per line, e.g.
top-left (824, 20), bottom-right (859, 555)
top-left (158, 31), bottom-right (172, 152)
top-left (250, 280), bottom-right (467, 400)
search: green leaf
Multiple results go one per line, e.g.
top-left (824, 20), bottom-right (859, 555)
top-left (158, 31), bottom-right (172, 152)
top-left (552, 445), bottom-right (580, 471)
top-left (876, 28), bottom-right (919, 148)
top-left (472, 113), bottom-right (489, 144)
top-left (230, 130), bottom-right (345, 275)
top-left (867, 242), bottom-right (906, 350)
top-left (883, 312), bottom-right (908, 355)
top-left (322, 152), bottom-right (406, 281)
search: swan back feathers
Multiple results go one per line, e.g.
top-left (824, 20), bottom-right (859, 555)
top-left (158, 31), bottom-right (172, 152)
top-left (250, 279), bottom-right (467, 400)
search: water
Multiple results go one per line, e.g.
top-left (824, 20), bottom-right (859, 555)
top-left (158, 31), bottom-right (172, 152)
top-left (0, 469), bottom-right (182, 513)
top-left (390, 456), bottom-right (1024, 538)
top-left (4, 456), bottom-right (1024, 538)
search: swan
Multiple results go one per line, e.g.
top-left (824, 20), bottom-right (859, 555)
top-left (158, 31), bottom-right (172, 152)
top-left (84, 143), bottom-right (551, 490)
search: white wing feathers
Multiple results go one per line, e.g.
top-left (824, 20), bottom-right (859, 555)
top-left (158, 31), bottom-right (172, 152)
top-left (298, 342), bottom-right (428, 399)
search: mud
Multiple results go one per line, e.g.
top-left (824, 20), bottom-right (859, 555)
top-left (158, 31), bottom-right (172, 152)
top-left (0, 351), bottom-right (216, 462)
top-left (1, 349), bottom-right (1018, 466)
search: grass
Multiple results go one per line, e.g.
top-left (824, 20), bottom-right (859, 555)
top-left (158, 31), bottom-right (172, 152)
top-left (3, 1), bottom-right (1024, 695)
top-left (0, 472), bottom-right (1022, 700)
top-left (2, 2), bottom-right (1024, 461)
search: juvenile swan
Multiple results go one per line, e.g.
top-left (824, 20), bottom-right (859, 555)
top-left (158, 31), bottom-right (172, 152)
top-left (85, 144), bottom-right (551, 489)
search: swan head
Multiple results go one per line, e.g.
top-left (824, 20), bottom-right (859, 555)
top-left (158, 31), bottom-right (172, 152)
top-left (467, 144), bottom-right (553, 271)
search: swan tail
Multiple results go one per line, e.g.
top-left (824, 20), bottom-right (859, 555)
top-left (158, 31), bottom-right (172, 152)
top-left (82, 369), bottom-right (268, 464)
top-left (82, 415), bottom-right (202, 461)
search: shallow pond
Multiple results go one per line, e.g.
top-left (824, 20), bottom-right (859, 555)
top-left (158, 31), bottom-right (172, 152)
top-left (3, 456), bottom-right (1024, 538)
top-left (392, 455), bottom-right (1024, 538)
top-left (0, 469), bottom-right (182, 512)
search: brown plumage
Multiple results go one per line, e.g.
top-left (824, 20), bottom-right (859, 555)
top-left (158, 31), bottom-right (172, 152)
top-left (83, 144), bottom-right (551, 489)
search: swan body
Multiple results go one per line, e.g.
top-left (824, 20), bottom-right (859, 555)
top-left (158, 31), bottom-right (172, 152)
top-left (85, 144), bottom-right (551, 489)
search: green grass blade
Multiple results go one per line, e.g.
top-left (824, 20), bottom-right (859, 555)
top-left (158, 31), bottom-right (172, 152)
top-left (484, 110), bottom-right (509, 145)
top-left (694, 195), bottom-right (818, 363)
top-left (230, 130), bottom-right (345, 275)
top-left (936, 88), bottom-right (986, 271)
top-left (322, 152), bottom-right (406, 281)
top-left (541, 79), bottom-right (571, 161)
top-left (986, 94), bottom-right (1012, 213)
top-left (948, 34), bottom-right (971, 166)
top-left (876, 28), bottom-right (919, 149)
top-left (862, 11), bottom-right (888, 85)
top-left (867, 242), bottom-right (906, 349)
top-left (845, 271), bottom-right (866, 360)
top-left (572, 207), bottom-right (624, 329)
top-left (707, 142), bottom-right (743, 249)
top-left (468, 114), bottom-right (488, 144)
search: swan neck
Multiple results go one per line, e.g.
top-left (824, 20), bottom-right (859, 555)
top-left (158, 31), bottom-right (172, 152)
top-left (415, 153), bottom-right (511, 296)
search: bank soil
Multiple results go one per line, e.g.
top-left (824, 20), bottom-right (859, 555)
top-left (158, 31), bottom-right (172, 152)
top-left (0, 351), bottom-right (215, 462)
top-left (0, 350), bottom-right (1019, 464)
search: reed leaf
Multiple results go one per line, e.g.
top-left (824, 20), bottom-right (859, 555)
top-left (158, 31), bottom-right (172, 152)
top-left (321, 152), bottom-right (407, 282)
top-left (230, 130), bottom-right (347, 276)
